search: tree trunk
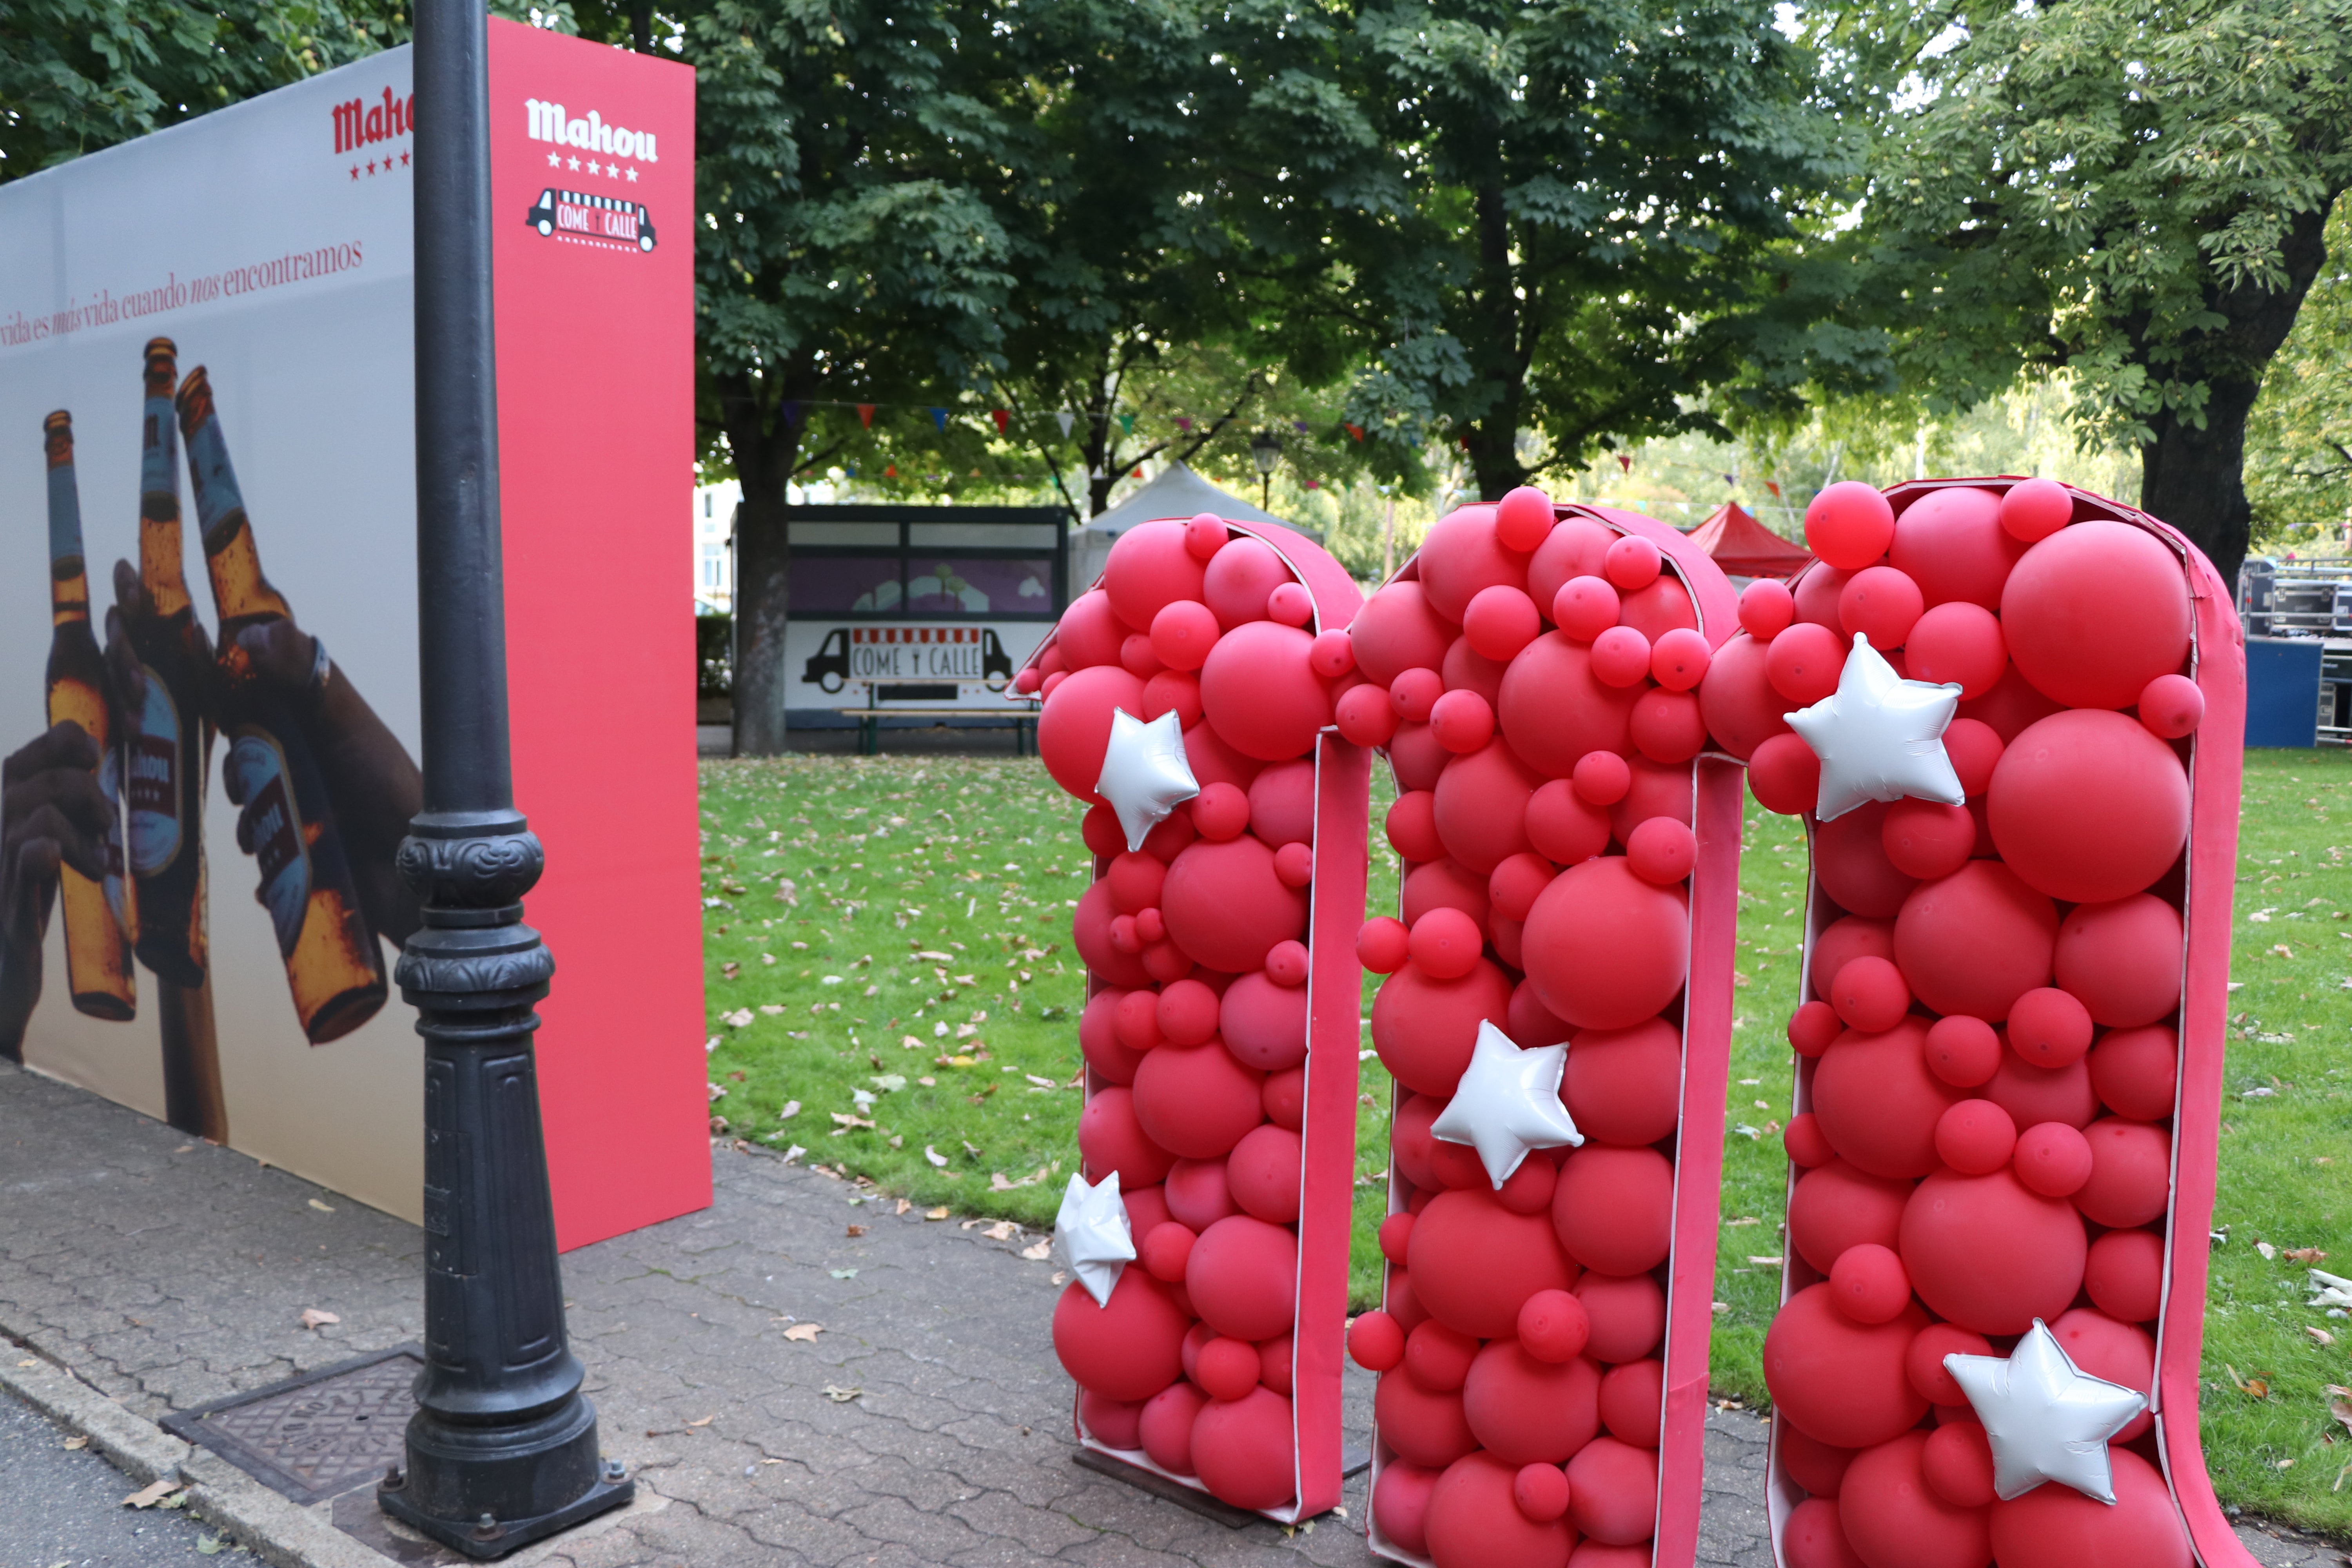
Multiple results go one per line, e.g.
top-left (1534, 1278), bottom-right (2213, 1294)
top-left (719, 370), bottom-right (804, 757)
top-left (1463, 179), bottom-right (1529, 501)
top-left (2139, 198), bottom-right (2338, 593)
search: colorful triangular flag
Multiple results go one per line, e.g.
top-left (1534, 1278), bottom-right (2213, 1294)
top-left (782, 400), bottom-right (802, 428)
top-left (857, 403), bottom-right (876, 428)
top-left (1056, 411), bottom-right (1075, 438)
top-left (1766, 480), bottom-right (1782, 498)
top-left (991, 408), bottom-right (1010, 434)
top-left (1618, 454), bottom-right (1632, 474)
top-left (1118, 414), bottom-right (1136, 435)
top-left (930, 407), bottom-right (948, 431)
top-left (1175, 416), bottom-right (1193, 434)
top-left (1344, 423), bottom-right (1364, 442)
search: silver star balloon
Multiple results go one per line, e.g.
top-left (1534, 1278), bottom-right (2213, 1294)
top-left (1094, 707), bottom-right (1200, 852)
top-left (1054, 1170), bottom-right (1136, 1308)
top-left (1784, 633), bottom-right (1965, 822)
top-left (1945, 1318), bottom-right (2149, 1504)
top-left (1429, 1019), bottom-right (1585, 1189)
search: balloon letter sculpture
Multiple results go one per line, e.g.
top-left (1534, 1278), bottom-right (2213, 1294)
top-left (1023, 512), bottom-right (1371, 1522)
top-left (1339, 492), bottom-right (1745, 1567)
top-left (1696, 477), bottom-right (2251, 1568)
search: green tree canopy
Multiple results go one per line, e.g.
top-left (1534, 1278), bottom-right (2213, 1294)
top-left (2246, 196), bottom-right (2352, 554)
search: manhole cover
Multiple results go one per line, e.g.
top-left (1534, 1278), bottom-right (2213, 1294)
top-left (162, 1345), bottom-right (421, 1505)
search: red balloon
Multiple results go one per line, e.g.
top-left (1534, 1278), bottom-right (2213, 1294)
top-left (1185, 715), bottom-right (1266, 792)
top-left (1410, 908), bottom-right (1486, 980)
top-left (1218, 969), bottom-right (1308, 1072)
top-left (1105, 520), bottom-right (1211, 633)
top-left (1565, 1436), bottom-right (1660, 1546)
top-left (1749, 731), bottom-right (1822, 815)
top-left (1881, 797), bottom-right (1975, 882)
top-left (1696, 633), bottom-right (1790, 760)
top-left (1957, 662), bottom-right (2064, 744)
top-left (1783, 1498), bottom-right (1869, 1568)
top-left (1156, 978), bottom-right (1220, 1046)
top-left (1650, 626), bottom-right (1711, 691)
top-left (1589, 625), bottom-right (1652, 688)
top-left (1789, 1159), bottom-right (1915, 1276)
top-left (1053, 1270), bottom-right (1190, 1401)
top-left (1388, 1267), bottom-right (1431, 1334)
top-left (1618, 574), bottom-right (1697, 644)
top-left (1553, 575), bottom-right (1624, 642)
top-left (1165, 1156), bottom-right (1240, 1230)
top-left (1765, 1285), bottom-right (1930, 1450)
top-left (1428, 1450), bottom-right (1578, 1568)
top-left (1351, 1310), bottom-right (1407, 1372)
top-left (1904, 603), bottom-right (2007, 699)
top-left (1497, 487), bottom-right (1558, 550)
top-left (2085, 1227), bottom-right (2165, 1323)
top-left (1359, 916), bottom-right (1413, 976)
top-left (1520, 1288), bottom-right (1593, 1363)
top-left (1161, 837), bottom-right (1307, 974)
top-left (1267, 581), bottom-right (1313, 626)
top-left (1812, 1019), bottom-right (1957, 1180)
top-left (1246, 759), bottom-right (1316, 847)
top-left (1335, 681), bottom-right (1399, 746)
top-left (1374, 1459), bottom-right (1442, 1556)
top-left (1421, 505), bottom-right (1530, 621)
top-left (1768, 621), bottom-right (1847, 705)
top-left (1984, 1047), bottom-right (2098, 1131)
top-left (1490, 853), bottom-right (1557, 923)
top-left (1838, 1430), bottom-right (1992, 1568)
top-left (1899, 1169), bottom-right (2086, 1334)
top-left (1893, 861), bottom-right (2058, 1022)
top-left (1891, 486), bottom-right (2025, 612)
top-left (1374, 958), bottom-right (1515, 1098)
top-left (1739, 578), bottom-right (1797, 640)
top-left (1905, 1322), bottom-right (1993, 1405)
top-left (1526, 779), bottom-right (1612, 866)
top-left (1462, 1339), bottom-right (1602, 1463)
top-left (1522, 857), bottom-right (1689, 1031)
top-left (1143, 668), bottom-right (1203, 728)
top-left (1787, 1111), bottom-right (1837, 1168)
top-left (1468, 584), bottom-right (1544, 661)
top-left (1060, 588), bottom-right (1136, 669)
top-left (1445, 633), bottom-right (1511, 706)
top-left (1133, 1041), bottom-right (1265, 1159)
top-left (1262, 1065), bottom-right (1306, 1130)
top-left (2049, 1307), bottom-right (2154, 1440)
top-left (2007, 987), bottom-right (2092, 1069)
top-left (1405, 855), bottom-right (1495, 931)
top-left (1227, 1124), bottom-right (1302, 1224)
top-left (2138, 672), bottom-right (2205, 739)
top-left (1392, 1092), bottom-right (1443, 1191)
top-left (1988, 711), bottom-right (2189, 904)
top-left (1530, 517), bottom-right (1618, 612)
top-left (1499, 634), bottom-right (1644, 776)
top-left (1150, 600), bottom-right (1221, 673)
top-left (1940, 717), bottom-right (2004, 796)
top-left (1625, 816), bottom-right (1697, 886)
top-left (1598, 1359), bottom-right (1663, 1447)
top-left (1200, 621), bottom-right (1331, 762)
top-left (1806, 483), bottom-right (1897, 571)
top-left (1377, 1370), bottom-right (1481, 1469)
top-left (1125, 1183), bottom-right (1174, 1242)
top-left (1204, 534), bottom-right (1291, 630)
top-left (1081, 1389), bottom-right (1146, 1450)
top-left (1354, 580), bottom-right (1457, 686)
top-left (1310, 627), bottom-right (1355, 678)
top-left (1263, 933), bottom-right (1307, 985)
top-left (2086, 1025), bottom-right (2177, 1123)
top-left (2075, 1118), bottom-right (2171, 1228)
top-left (1828, 1243), bottom-right (1915, 1325)
top-left (1436, 740), bottom-right (1543, 872)
top-left (1393, 666), bottom-right (1444, 722)
top-left (2054, 895), bottom-right (2184, 1029)
top-left (1516, 1460), bottom-right (1573, 1523)
top-left (1839, 566), bottom-right (1924, 650)
top-left (1081, 1086), bottom-right (1176, 1188)
top-left (1108, 850), bottom-right (1168, 912)
top-left (1630, 688), bottom-right (1706, 763)
top-left (1998, 478), bottom-right (2073, 543)
top-left (1817, 802), bottom-right (1919, 920)
top-left (1195, 1335), bottom-right (1262, 1401)
top-left (1574, 1272), bottom-right (1666, 1363)
top-left (1082, 989), bottom-right (1151, 1085)
top-left (1142, 1220), bottom-right (1197, 1283)
top-left (1040, 664), bottom-right (1151, 805)
top-left (1989, 1448), bottom-right (2189, 1568)
top-left (1568, 750), bottom-right (1630, 806)
top-left (1186, 1215), bottom-right (1297, 1341)
top-left (1187, 512), bottom-right (1230, 560)
top-left (1781, 1427), bottom-right (1858, 1499)
top-left (1795, 563), bottom-right (1858, 630)
top-left (1562, 1018), bottom-right (1682, 1147)
top-left (1552, 1145), bottom-right (1674, 1276)
top-left (1140, 1381), bottom-right (1210, 1475)
top-left (1602, 533), bottom-right (1662, 590)
top-left (1409, 1187), bottom-right (1581, 1339)
top-left (2001, 521), bottom-right (2190, 710)
top-left (1193, 1386), bottom-right (1297, 1510)
top-left (1828, 956), bottom-right (1910, 1034)
top-left (1389, 787), bottom-right (1445, 862)
top-left (1406, 1318), bottom-right (1481, 1392)
top-left (1380, 1211), bottom-right (1417, 1264)
top-left (1933, 1100), bottom-right (2017, 1177)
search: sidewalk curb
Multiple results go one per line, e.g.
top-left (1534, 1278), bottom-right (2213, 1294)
top-left (0, 1347), bottom-right (399, 1568)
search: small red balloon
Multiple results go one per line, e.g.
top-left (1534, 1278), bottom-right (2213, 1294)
top-left (1768, 620), bottom-right (1849, 706)
top-left (1080, 1086), bottom-right (1176, 1188)
top-left (1899, 1168), bottom-right (2086, 1334)
top-left (1133, 1041), bottom-right (1264, 1160)
top-left (1786, 1112), bottom-right (1836, 1169)
top-left (1059, 588), bottom-right (1134, 669)
top-left (1563, 1018), bottom-right (1682, 1147)
top-left (1195, 1336), bottom-right (1261, 1401)
top-left (1185, 512), bottom-right (1229, 559)
top-left (1392, 666), bottom-right (1444, 723)
top-left (1789, 1002), bottom-right (1844, 1060)
top-left (1816, 801), bottom-right (1918, 920)
top-left (1997, 477), bottom-right (2073, 543)
top-left (1272, 841), bottom-right (1313, 888)
top-left (1335, 681), bottom-right (1399, 746)
top-left (1650, 627), bottom-right (1711, 691)
top-left (1519, 1288), bottom-right (1593, 1363)
top-left (1880, 797), bottom-right (1975, 882)
top-left (2001, 520), bottom-right (2190, 710)
top-left (1553, 575), bottom-right (1623, 642)
top-left (1226, 1124), bottom-right (1302, 1224)
top-left (1431, 687), bottom-right (1497, 753)
top-left (1906, 1321), bottom-right (1993, 1406)
top-left (1140, 1381), bottom-right (1209, 1475)
top-left (1598, 1359), bottom-right (1664, 1448)
top-left (1403, 856), bottom-right (1494, 931)
top-left (1590, 624), bottom-right (1652, 688)
top-left (1377, 1369), bottom-right (1481, 1471)
top-left (1839, 1430), bottom-right (1992, 1568)
top-left (1630, 688), bottom-right (1706, 763)
top-left (1352, 579), bottom-right (1456, 684)
top-left (1551, 1145), bottom-right (1675, 1276)
top-left (1749, 732), bottom-right (1823, 816)
top-left (1526, 779), bottom-right (1612, 865)
top-left (1191, 780), bottom-right (1249, 842)
top-left (1904, 602), bottom-right (2007, 698)
top-left (2007, 987), bottom-right (2093, 1068)
top-left (1220, 969), bottom-right (1308, 1071)
top-left (1934, 1099), bottom-right (2018, 1177)
top-left (1515, 1461), bottom-right (1573, 1523)
top-left (1388, 787), bottom-right (1445, 861)
top-left (2054, 895), bottom-right (2184, 1029)
top-left (1350, 1310), bottom-right (1406, 1372)
top-left (1988, 710), bottom-right (2189, 904)
top-left (1143, 669), bottom-right (1203, 726)
top-left (1789, 1158), bottom-right (1915, 1276)
top-left (1522, 857), bottom-right (1688, 1031)
top-left (1081, 1389), bottom-right (1146, 1450)
top-left (1528, 517), bottom-right (1617, 610)
top-left (1829, 955), bottom-right (1910, 1033)
top-left (1359, 916), bottom-right (1411, 974)
top-left (2013, 1121), bottom-right (2094, 1200)
top-left (1940, 716), bottom-right (2003, 796)
top-left (1839, 566), bottom-right (1924, 649)
top-left (1806, 483), bottom-right (1896, 570)
top-left (1782, 1428), bottom-right (1858, 1500)
top-left (1374, 1459), bottom-right (1441, 1556)
top-left (1697, 633), bottom-right (1791, 761)
top-left (1496, 486), bottom-right (1557, 550)
top-left (2085, 1226), bottom-right (2165, 1323)
top-left (1262, 1066), bottom-right (1305, 1130)
top-left (1490, 853), bottom-right (1557, 923)
top-left (1205, 534), bottom-right (1293, 630)
top-left (1467, 584), bottom-right (1544, 661)
top-left (1266, 581), bottom-right (1313, 626)
top-left (1828, 1243), bottom-right (1914, 1325)
top-left (1740, 578), bottom-right (1797, 639)
top-left (1625, 816), bottom-right (1696, 885)
top-left (1574, 1272), bottom-right (1666, 1363)
top-left (2138, 671), bottom-right (2204, 738)
top-left (1142, 1220), bottom-right (1197, 1283)
top-left (1263, 939), bottom-right (1308, 986)
top-left (1602, 533), bottom-right (1662, 590)
top-left (1782, 1498), bottom-right (1868, 1568)
top-left (2074, 1118), bottom-right (2171, 1228)
top-left (1410, 907), bottom-right (1485, 980)
top-left (1984, 1047), bottom-right (2099, 1132)
top-left (1893, 860), bottom-right (2057, 1023)
top-left (1165, 1156), bottom-right (1239, 1230)
top-left (2085, 1024), bottom-right (2178, 1122)
top-left (1572, 749), bottom-right (1633, 805)
top-left (1150, 600), bottom-right (1221, 672)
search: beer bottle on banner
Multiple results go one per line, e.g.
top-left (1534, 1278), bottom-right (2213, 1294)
top-left (175, 369), bottom-right (387, 1044)
top-left (42, 412), bottom-right (138, 1021)
top-left (127, 340), bottom-right (212, 988)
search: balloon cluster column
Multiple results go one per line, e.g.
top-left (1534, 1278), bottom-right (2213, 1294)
top-left (1020, 513), bottom-right (1369, 1523)
top-left (1336, 492), bottom-right (1743, 1568)
top-left (1695, 476), bottom-right (2255, 1568)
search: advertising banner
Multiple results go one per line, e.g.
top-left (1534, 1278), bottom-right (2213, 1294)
top-left (0, 22), bottom-right (707, 1249)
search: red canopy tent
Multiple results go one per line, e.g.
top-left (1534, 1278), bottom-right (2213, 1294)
top-left (1686, 501), bottom-right (1813, 579)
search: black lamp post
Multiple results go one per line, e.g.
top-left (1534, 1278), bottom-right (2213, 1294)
top-left (1250, 430), bottom-right (1282, 510)
top-left (376, 0), bottom-right (632, 1555)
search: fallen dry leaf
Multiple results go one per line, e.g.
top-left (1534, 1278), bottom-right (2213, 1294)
top-left (2311, 1326), bottom-right (2339, 1347)
top-left (782, 1323), bottom-right (823, 1343)
top-left (307, 1198), bottom-right (335, 1213)
top-left (62, 1435), bottom-right (88, 1450)
top-left (298, 1308), bottom-right (340, 1330)
top-left (687, 1414), bottom-right (715, 1428)
top-left (15, 1358), bottom-right (36, 1368)
top-left (123, 1479), bottom-right (180, 1508)
top-left (1020, 1240), bottom-right (1053, 1261)
top-left (895, 1199), bottom-right (911, 1215)
top-left (1746, 1256), bottom-right (1784, 1267)
top-left (822, 1386), bottom-right (862, 1403)
top-left (845, 1224), bottom-right (867, 1238)
top-left (2289, 1247), bottom-right (2330, 1263)
top-left (926, 1206), bottom-right (951, 1220)
top-left (2227, 1364), bottom-right (2270, 1399)
top-left (983, 1220), bottom-right (1017, 1241)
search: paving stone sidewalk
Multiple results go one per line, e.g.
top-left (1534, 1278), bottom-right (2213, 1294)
top-left (0, 1058), bottom-right (2339, 1568)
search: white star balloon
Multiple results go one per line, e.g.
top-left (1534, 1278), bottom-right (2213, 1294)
top-left (1053, 1170), bottom-right (1136, 1308)
top-left (1094, 708), bottom-right (1200, 852)
top-left (1429, 1019), bottom-right (1584, 1189)
top-left (1784, 633), bottom-right (1966, 822)
top-left (1945, 1318), bottom-right (2149, 1504)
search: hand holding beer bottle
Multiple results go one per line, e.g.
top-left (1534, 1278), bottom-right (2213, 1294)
top-left (0, 723), bottom-right (122, 1059)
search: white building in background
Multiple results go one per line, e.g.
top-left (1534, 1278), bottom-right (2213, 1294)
top-left (693, 478), bottom-right (739, 615)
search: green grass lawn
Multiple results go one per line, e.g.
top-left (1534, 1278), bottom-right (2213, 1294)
top-left (697, 744), bottom-right (2352, 1535)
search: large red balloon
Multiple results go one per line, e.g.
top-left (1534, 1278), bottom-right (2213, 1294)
top-left (2075, 1118), bottom-right (2171, 1229)
top-left (1498, 634), bottom-right (1643, 777)
top-left (1837, 1430), bottom-right (1992, 1568)
top-left (1103, 520), bottom-right (1210, 633)
top-left (1528, 516), bottom-right (1617, 612)
top-left (1781, 1427), bottom-right (1858, 1499)
top-left (1419, 505), bottom-right (1529, 622)
top-left (1522, 857), bottom-right (1689, 1031)
top-left (1203, 534), bottom-right (1291, 630)
top-left (1807, 483), bottom-right (1897, 571)
top-left (1184, 716), bottom-right (1265, 793)
top-left (1987, 1448), bottom-right (2189, 1568)
top-left (1377, 1370), bottom-right (1481, 1469)
top-left (1059, 588), bottom-right (1135, 670)
top-left (1200, 620), bottom-right (1332, 761)
top-left (1904, 602), bottom-right (2007, 699)
top-left (2001, 520), bottom-right (2191, 710)
top-left (1193, 1386), bottom-right (1297, 1510)
top-left (2053, 894), bottom-right (2185, 1028)
top-left (1247, 759), bottom-right (1316, 846)
top-left (1574, 1272), bottom-right (1666, 1363)
top-left (1988, 711), bottom-right (2189, 903)
top-left (1564, 1437), bottom-right (1660, 1546)
top-left (1893, 862), bottom-right (2057, 1022)
top-left (1789, 1159), bottom-right (1915, 1276)
top-left (1811, 1020), bottom-right (1958, 1180)
top-left (1373, 958), bottom-right (1516, 1098)
top-left (1186, 1215), bottom-right (1297, 1341)
top-left (1899, 1169), bottom-right (2086, 1334)
top-left (1839, 565), bottom-right (1925, 649)
top-left (1080, 1086), bottom-right (1176, 1188)
top-left (1040, 664), bottom-right (1151, 805)
top-left (1905, 1322), bottom-right (1993, 1406)
top-left (1408, 1187), bottom-right (1580, 1339)
top-left (1081, 1389), bottom-right (1145, 1450)
top-left (1374, 1459), bottom-right (1442, 1556)
top-left (1552, 1146), bottom-right (1675, 1275)
top-left (1436, 740), bottom-right (1544, 872)
top-left (1763, 1285), bottom-right (1930, 1450)
top-left (2086, 1025), bottom-right (2178, 1123)
top-left (1133, 1040), bottom-right (1264, 1158)
top-left (1618, 574), bottom-right (1699, 644)
top-left (1816, 802), bottom-right (1918, 919)
top-left (1696, 633), bottom-right (1791, 760)
top-left (1462, 1340), bottom-right (1602, 1463)
top-left (1140, 1381), bottom-right (1209, 1475)
top-left (1165, 1155), bottom-right (1238, 1229)
top-left (1890, 485), bottom-right (2024, 611)
top-left (1561, 1018), bottom-right (1682, 1147)
top-left (1427, 1451), bottom-right (1577, 1568)
top-left (1052, 1270), bottom-right (1189, 1401)
top-left (1354, 580), bottom-right (1457, 685)
top-left (1783, 1498), bottom-right (1869, 1568)
top-left (1220, 970), bottom-right (1308, 1071)
top-left (1160, 837), bottom-right (1307, 974)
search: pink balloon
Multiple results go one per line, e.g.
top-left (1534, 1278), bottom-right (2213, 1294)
top-left (1194, 1335), bottom-right (1262, 1401)
top-left (1467, 584), bottom-right (1543, 661)
top-left (1880, 797), bottom-right (1975, 882)
top-left (1625, 816), bottom-right (1697, 885)
top-left (1149, 599), bottom-right (1220, 672)
top-left (1499, 633), bottom-right (1643, 775)
top-left (2012, 1121), bottom-right (2093, 1198)
top-left (1932, 1100), bottom-right (2017, 1177)
top-left (1597, 1358), bottom-right (1664, 1448)
top-left (1573, 749), bottom-right (1633, 804)
top-left (1564, 1440), bottom-right (1659, 1550)
top-left (1143, 668), bottom-right (1203, 727)
top-left (1185, 511), bottom-right (1228, 560)
top-left (1431, 688), bottom-right (1497, 753)
top-left (1052, 1269), bottom-right (1189, 1401)
top-left (1081, 989), bottom-right (1150, 1085)
top-left (1805, 483), bottom-right (1896, 571)
top-left (1203, 534), bottom-right (1292, 630)
top-left (1899, 1168), bottom-right (2086, 1334)
top-left (1267, 581), bottom-right (1313, 626)
top-left (1519, 1289), bottom-right (1593, 1363)
top-left (1334, 681), bottom-right (1399, 746)
top-left (1891, 485), bottom-right (2025, 610)
top-left (1193, 1387), bottom-right (1297, 1510)
top-left (1220, 969), bottom-right (1308, 1071)
top-left (1200, 620), bottom-right (1331, 761)
top-left (1828, 955), bottom-right (1910, 1033)
top-left (1629, 688), bottom-right (1706, 763)
top-left (1781, 1428), bottom-right (1858, 1501)
top-left (1604, 533), bottom-right (1663, 590)
top-left (1809, 914), bottom-right (1895, 996)
top-left (1226, 1125), bottom-right (1302, 1224)
top-left (1419, 505), bottom-right (1530, 621)
top-left (2085, 1226), bottom-right (2165, 1323)
top-left (1740, 578), bottom-right (1797, 640)
top-left (1411, 907), bottom-right (1486, 979)
top-left (2074, 1118), bottom-right (2171, 1228)
top-left (1160, 837), bottom-right (1307, 973)
top-left (1408, 1187), bottom-right (1580, 1340)
top-left (2001, 521), bottom-right (2191, 708)
top-left (1893, 861), bottom-right (2057, 1022)
top-left (1522, 857), bottom-right (1689, 1031)
top-left (1373, 958), bottom-right (1516, 1098)
top-left (1984, 1047), bottom-right (2098, 1132)
top-left (1828, 1243), bottom-right (1913, 1325)
top-left (2007, 986), bottom-right (2093, 1068)
top-left (1762, 1284), bottom-right (1929, 1450)
top-left (1903, 601), bottom-right (2007, 699)
top-left (1988, 710), bottom-right (2189, 903)
top-left (1104, 519), bottom-right (1209, 633)
top-left (1838, 566), bottom-right (1924, 648)
top-left (1038, 664), bottom-right (1149, 804)
top-left (1997, 477), bottom-right (2073, 543)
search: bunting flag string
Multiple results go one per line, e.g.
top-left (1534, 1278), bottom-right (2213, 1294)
top-left (754, 391), bottom-right (1424, 455)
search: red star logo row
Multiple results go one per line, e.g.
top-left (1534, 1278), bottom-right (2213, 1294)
top-left (348, 150), bottom-right (412, 179)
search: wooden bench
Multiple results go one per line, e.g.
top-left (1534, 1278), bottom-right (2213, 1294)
top-left (833, 706), bottom-right (1038, 756)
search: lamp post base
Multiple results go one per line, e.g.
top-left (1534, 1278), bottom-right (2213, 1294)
top-left (376, 1396), bottom-right (633, 1560)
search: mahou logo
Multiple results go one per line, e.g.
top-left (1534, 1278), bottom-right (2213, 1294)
top-left (332, 86), bottom-right (414, 156)
top-left (525, 100), bottom-right (659, 163)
